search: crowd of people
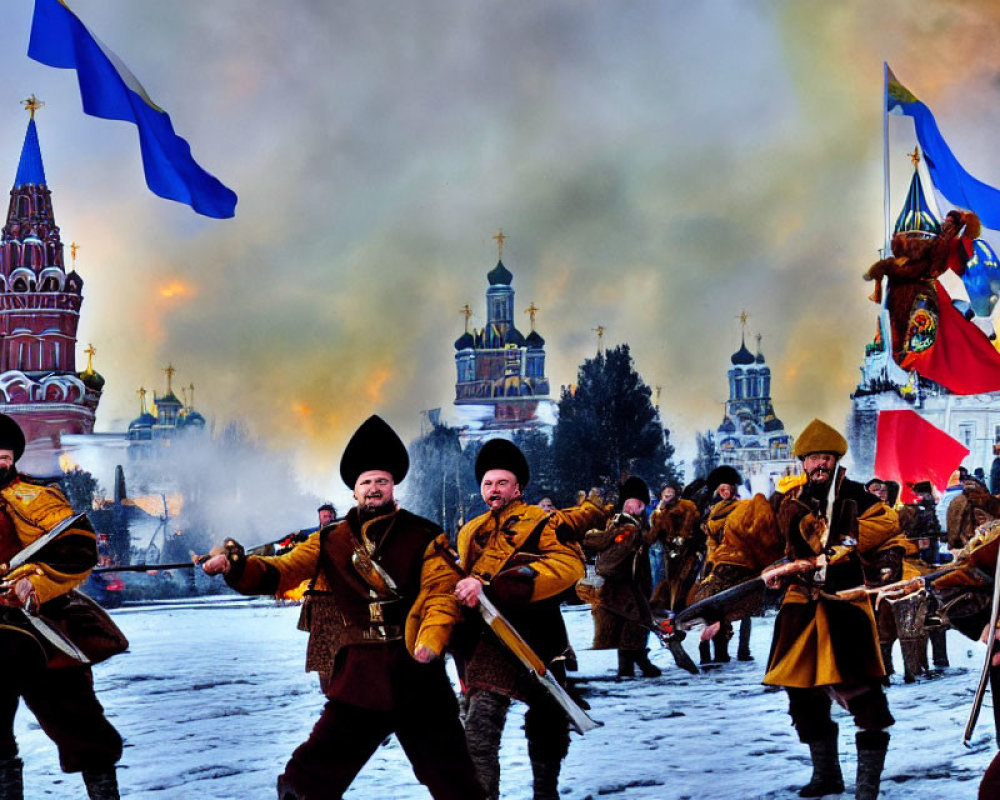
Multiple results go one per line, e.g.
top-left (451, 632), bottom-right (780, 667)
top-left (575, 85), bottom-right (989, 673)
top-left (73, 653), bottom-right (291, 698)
top-left (7, 404), bottom-right (1000, 799)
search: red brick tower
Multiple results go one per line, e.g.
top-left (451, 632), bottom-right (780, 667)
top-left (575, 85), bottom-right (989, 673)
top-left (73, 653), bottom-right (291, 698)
top-left (0, 97), bottom-right (102, 453)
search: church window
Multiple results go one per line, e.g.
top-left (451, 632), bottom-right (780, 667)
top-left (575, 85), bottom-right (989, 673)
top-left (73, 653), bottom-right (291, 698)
top-left (960, 423), bottom-right (974, 449)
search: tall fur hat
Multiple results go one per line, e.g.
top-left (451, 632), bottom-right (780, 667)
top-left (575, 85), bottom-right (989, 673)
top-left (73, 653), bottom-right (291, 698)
top-left (0, 414), bottom-right (25, 462)
top-left (619, 476), bottom-right (650, 507)
top-left (706, 465), bottom-right (741, 495)
top-left (792, 419), bottom-right (847, 459)
top-left (475, 439), bottom-right (529, 487)
top-left (339, 415), bottom-right (409, 487)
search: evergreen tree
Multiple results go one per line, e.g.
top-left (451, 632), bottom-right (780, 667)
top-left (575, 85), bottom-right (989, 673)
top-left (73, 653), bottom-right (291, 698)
top-left (512, 429), bottom-right (556, 504)
top-left (552, 344), bottom-right (680, 503)
top-left (405, 421), bottom-right (478, 541)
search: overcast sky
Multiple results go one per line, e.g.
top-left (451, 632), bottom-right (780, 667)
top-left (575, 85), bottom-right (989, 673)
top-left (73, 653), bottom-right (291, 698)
top-left (1, 1), bottom-right (999, 493)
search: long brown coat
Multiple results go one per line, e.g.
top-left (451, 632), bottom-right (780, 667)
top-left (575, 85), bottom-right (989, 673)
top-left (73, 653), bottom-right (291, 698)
top-left (649, 498), bottom-right (702, 611)
top-left (762, 475), bottom-right (900, 689)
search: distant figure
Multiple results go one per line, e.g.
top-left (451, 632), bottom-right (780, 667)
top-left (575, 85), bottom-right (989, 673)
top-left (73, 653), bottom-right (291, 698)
top-left (538, 497), bottom-right (555, 512)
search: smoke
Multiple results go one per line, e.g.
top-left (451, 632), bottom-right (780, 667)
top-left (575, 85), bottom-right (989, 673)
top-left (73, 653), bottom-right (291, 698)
top-left (2, 1), bottom-right (1000, 488)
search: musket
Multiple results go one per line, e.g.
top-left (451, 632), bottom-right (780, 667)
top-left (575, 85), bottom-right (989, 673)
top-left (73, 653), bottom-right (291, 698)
top-left (437, 542), bottom-right (599, 734)
top-left (92, 561), bottom-right (205, 574)
top-left (964, 553), bottom-right (1000, 747)
top-left (830, 564), bottom-right (963, 605)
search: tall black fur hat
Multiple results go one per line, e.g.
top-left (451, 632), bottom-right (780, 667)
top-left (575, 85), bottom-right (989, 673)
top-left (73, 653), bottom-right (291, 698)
top-left (706, 465), bottom-right (742, 494)
top-left (474, 439), bottom-right (529, 487)
top-left (339, 415), bottom-right (409, 487)
top-left (0, 415), bottom-right (25, 462)
top-left (620, 476), bottom-right (650, 507)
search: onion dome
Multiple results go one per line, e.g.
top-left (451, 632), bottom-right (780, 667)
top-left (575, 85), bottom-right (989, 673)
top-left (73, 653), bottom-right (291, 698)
top-left (755, 351), bottom-right (765, 364)
top-left (893, 168), bottom-right (940, 238)
top-left (487, 260), bottom-right (513, 286)
top-left (505, 326), bottom-right (525, 346)
top-left (730, 338), bottom-right (755, 365)
top-left (526, 330), bottom-right (545, 348)
top-left (79, 368), bottom-right (105, 391)
top-left (128, 411), bottom-right (156, 433)
top-left (184, 410), bottom-right (206, 427)
top-left (454, 331), bottom-right (474, 350)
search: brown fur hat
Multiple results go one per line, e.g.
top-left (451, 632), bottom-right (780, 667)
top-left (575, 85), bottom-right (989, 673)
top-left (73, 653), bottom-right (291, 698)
top-left (792, 419), bottom-right (847, 459)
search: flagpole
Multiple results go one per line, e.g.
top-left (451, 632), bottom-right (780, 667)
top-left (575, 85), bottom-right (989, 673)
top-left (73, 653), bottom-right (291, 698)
top-left (883, 62), bottom-right (891, 254)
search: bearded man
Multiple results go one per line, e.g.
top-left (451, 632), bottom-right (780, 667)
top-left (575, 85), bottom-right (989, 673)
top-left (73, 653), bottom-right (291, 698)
top-left (454, 439), bottom-right (608, 800)
top-left (203, 415), bottom-right (484, 800)
top-left (0, 414), bottom-right (122, 800)
top-left (758, 419), bottom-right (902, 800)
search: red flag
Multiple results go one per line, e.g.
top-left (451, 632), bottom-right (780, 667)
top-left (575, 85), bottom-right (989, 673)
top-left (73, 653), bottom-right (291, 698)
top-left (901, 282), bottom-right (1000, 394)
top-left (874, 409), bottom-right (969, 504)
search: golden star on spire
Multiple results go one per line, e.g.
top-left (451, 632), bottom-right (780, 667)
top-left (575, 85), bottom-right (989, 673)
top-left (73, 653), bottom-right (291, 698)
top-left (908, 146), bottom-right (921, 168)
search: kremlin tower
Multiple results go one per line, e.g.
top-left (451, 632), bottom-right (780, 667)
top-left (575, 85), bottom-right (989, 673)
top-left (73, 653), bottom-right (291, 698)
top-left (0, 97), bottom-right (102, 454)
top-left (453, 231), bottom-right (553, 438)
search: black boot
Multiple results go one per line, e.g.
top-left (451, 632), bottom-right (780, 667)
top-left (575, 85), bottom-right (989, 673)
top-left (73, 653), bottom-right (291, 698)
top-left (855, 730), bottom-right (889, 800)
top-left (798, 727), bottom-right (844, 798)
top-left (737, 617), bottom-right (753, 661)
top-left (633, 649), bottom-right (662, 677)
top-left (0, 758), bottom-right (22, 800)
top-left (617, 649), bottom-right (635, 677)
top-left (879, 641), bottom-right (894, 676)
top-left (930, 628), bottom-right (949, 668)
top-left (713, 630), bottom-right (730, 663)
top-left (82, 768), bottom-right (120, 800)
top-left (530, 758), bottom-right (560, 800)
top-left (699, 640), bottom-right (712, 665)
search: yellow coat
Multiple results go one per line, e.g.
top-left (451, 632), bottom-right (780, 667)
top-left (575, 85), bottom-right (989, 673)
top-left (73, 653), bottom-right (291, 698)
top-left (233, 509), bottom-right (461, 658)
top-left (2, 477), bottom-right (96, 604)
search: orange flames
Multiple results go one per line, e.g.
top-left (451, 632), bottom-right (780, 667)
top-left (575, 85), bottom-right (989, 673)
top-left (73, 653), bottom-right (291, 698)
top-left (158, 280), bottom-right (195, 299)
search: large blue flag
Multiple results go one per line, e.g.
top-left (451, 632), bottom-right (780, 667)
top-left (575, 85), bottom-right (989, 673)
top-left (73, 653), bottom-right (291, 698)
top-left (886, 63), bottom-right (1000, 230)
top-left (28, 0), bottom-right (237, 218)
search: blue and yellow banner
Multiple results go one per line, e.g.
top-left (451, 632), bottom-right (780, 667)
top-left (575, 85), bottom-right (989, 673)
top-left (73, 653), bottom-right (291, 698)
top-left (886, 63), bottom-right (1000, 231)
top-left (28, 0), bottom-right (237, 219)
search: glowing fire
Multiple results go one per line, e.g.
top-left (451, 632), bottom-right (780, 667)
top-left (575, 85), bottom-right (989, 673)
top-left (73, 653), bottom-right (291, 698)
top-left (158, 280), bottom-right (195, 299)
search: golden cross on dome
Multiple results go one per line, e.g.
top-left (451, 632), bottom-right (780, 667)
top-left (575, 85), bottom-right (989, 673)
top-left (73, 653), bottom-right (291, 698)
top-left (21, 95), bottom-right (43, 120)
top-left (70, 242), bottom-right (80, 267)
top-left (164, 364), bottom-right (176, 393)
top-left (525, 302), bottom-right (539, 331)
top-left (137, 386), bottom-right (147, 414)
top-left (84, 343), bottom-right (96, 372)
top-left (593, 325), bottom-right (605, 353)
top-left (756, 332), bottom-right (763, 350)
top-left (188, 383), bottom-right (195, 408)
top-left (908, 146), bottom-right (921, 168)
top-left (459, 304), bottom-right (472, 332)
top-left (493, 229), bottom-right (506, 259)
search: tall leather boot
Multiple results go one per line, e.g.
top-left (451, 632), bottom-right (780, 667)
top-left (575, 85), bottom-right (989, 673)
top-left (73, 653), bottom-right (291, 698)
top-left (699, 640), bottom-right (712, 665)
top-left (617, 649), bottom-right (635, 678)
top-left (712, 628), bottom-right (730, 663)
top-left (530, 758), bottom-right (560, 800)
top-left (82, 768), bottom-right (120, 800)
top-left (855, 730), bottom-right (889, 800)
top-left (737, 617), bottom-right (753, 661)
top-left (879, 641), bottom-right (894, 676)
top-left (633, 649), bottom-right (662, 677)
top-left (0, 758), bottom-right (22, 800)
top-left (798, 726), bottom-right (844, 798)
top-left (929, 628), bottom-right (949, 668)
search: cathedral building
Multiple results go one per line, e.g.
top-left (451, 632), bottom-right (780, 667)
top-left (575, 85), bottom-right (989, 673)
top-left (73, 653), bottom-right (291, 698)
top-left (715, 322), bottom-right (797, 493)
top-left (452, 232), bottom-right (554, 439)
top-left (0, 97), bottom-right (102, 460)
top-left (128, 365), bottom-right (206, 451)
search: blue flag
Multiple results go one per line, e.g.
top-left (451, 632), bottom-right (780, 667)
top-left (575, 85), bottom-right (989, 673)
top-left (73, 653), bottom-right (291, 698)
top-left (28, 0), bottom-right (237, 219)
top-left (886, 64), bottom-right (1000, 230)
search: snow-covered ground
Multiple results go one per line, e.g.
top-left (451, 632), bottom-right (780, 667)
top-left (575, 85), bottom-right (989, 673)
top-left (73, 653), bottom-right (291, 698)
top-left (13, 598), bottom-right (997, 799)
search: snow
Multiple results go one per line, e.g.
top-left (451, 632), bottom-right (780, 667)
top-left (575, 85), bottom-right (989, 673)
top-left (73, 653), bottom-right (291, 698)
top-left (14, 597), bottom-right (997, 799)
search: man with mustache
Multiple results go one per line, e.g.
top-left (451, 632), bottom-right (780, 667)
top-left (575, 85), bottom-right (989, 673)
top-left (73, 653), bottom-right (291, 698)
top-left (758, 419), bottom-right (902, 800)
top-left (203, 415), bottom-right (484, 800)
top-left (453, 439), bottom-right (608, 800)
